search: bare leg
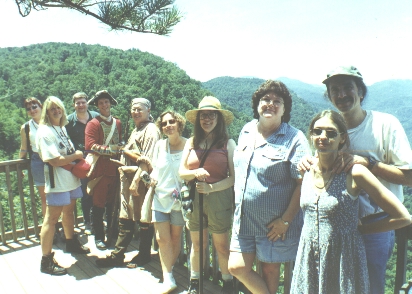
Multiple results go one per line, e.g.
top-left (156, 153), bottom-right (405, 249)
top-left (189, 229), bottom-right (209, 274)
top-left (228, 251), bottom-right (270, 294)
top-left (155, 221), bottom-right (183, 273)
top-left (41, 205), bottom-right (63, 255)
top-left (212, 231), bottom-right (230, 275)
top-left (61, 199), bottom-right (76, 240)
top-left (262, 262), bottom-right (281, 294)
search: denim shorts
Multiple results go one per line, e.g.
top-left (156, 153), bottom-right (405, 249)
top-left (230, 232), bottom-right (300, 263)
top-left (46, 186), bottom-right (83, 206)
top-left (30, 153), bottom-right (45, 186)
top-left (152, 209), bottom-right (185, 226)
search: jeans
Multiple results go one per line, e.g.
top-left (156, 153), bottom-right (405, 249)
top-left (80, 178), bottom-right (92, 224)
top-left (362, 213), bottom-right (395, 294)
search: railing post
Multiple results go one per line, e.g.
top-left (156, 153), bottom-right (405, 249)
top-left (395, 226), bottom-right (409, 294)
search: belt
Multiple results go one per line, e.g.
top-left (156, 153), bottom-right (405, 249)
top-left (361, 211), bottom-right (387, 223)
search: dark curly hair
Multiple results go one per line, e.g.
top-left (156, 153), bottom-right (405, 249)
top-left (251, 80), bottom-right (292, 123)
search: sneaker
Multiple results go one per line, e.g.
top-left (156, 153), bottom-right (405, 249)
top-left (95, 239), bottom-right (107, 250)
top-left (95, 254), bottom-right (124, 267)
top-left (40, 252), bottom-right (67, 275)
top-left (84, 223), bottom-right (93, 235)
top-left (221, 279), bottom-right (235, 294)
top-left (160, 279), bottom-right (177, 294)
top-left (187, 279), bottom-right (199, 294)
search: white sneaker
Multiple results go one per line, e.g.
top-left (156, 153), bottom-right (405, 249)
top-left (160, 280), bottom-right (177, 294)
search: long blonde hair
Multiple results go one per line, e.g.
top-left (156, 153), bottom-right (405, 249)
top-left (40, 96), bottom-right (69, 127)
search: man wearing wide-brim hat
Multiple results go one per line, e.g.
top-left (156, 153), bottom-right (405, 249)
top-left (85, 90), bottom-right (122, 250)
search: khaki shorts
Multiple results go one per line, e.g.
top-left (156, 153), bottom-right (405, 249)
top-left (187, 186), bottom-right (233, 234)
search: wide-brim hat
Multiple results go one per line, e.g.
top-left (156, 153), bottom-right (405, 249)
top-left (185, 96), bottom-right (234, 125)
top-left (88, 90), bottom-right (118, 106)
top-left (322, 65), bottom-right (363, 84)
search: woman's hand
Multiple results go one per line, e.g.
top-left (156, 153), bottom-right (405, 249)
top-left (74, 150), bottom-right (84, 160)
top-left (266, 218), bottom-right (289, 241)
top-left (196, 181), bottom-right (212, 194)
top-left (194, 168), bottom-right (210, 182)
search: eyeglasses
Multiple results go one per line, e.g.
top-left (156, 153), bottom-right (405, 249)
top-left (26, 105), bottom-right (38, 111)
top-left (311, 128), bottom-right (342, 139)
top-left (259, 98), bottom-right (284, 106)
top-left (161, 119), bottom-right (176, 127)
top-left (199, 112), bottom-right (217, 120)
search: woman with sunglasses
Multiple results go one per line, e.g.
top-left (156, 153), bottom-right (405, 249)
top-left (36, 96), bottom-right (90, 276)
top-left (179, 96), bottom-right (236, 294)
top-left (228, 80), bottom-right (310, 294)
top-left (19, 97), bottom-right (47, 217)
top-left (150, 110), bottom-right (187, 293)
top-left (291, 110), bottom-right (411, 293)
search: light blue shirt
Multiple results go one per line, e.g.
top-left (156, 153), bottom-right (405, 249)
top-left (233, 120), bottom-right (310, 238)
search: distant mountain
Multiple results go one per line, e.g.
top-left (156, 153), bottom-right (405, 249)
top-left (203, 76), bottom-right (412, 143)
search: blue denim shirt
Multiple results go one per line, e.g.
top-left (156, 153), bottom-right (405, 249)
top-left (233, 120), bottom-right (310, 238)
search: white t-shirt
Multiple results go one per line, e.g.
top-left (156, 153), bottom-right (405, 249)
top-left (36, 125), bottom-right (81, 193)
top-left (151, 139), bottom-right (183, 213)
top-left (346, 110), bottom-right (412, 217)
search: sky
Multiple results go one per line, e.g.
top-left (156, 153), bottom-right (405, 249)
top-left (1, 0), bottom-right (412, 85)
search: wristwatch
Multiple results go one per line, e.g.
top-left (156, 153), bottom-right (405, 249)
top-left (281, 217), bottom-right (289, 226)
top-left (367, 156), bottom-right (378, 171)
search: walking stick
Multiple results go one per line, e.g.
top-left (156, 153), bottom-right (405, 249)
top-left (199, 188), bottom-right (204, 294)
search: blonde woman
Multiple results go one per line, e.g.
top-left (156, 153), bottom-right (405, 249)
top-left (36, 96), bottom-right (89, 275)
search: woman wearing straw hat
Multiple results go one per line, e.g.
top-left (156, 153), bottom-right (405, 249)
top-left (179, 96), bottom-right (236, 294)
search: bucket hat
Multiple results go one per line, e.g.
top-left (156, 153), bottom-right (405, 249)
top-left (185, 96), bottom-right (234, 125)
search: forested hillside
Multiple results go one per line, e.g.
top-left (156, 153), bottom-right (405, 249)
top-left (0, 43), bottom-right (249, 159)
top-left (202, 76), bottom-right (317, 135)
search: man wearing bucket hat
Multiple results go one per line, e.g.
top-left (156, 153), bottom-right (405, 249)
top-left (300, 66), bottom-right (412, 294)
top-left (179, 96), bottom-right (236, 294)
top-left (66, 92), bottom-right (99, 235)
top-left (96, 97), bottom-right (161, 268)
top-left (85, 90), bottom-right (122, 250)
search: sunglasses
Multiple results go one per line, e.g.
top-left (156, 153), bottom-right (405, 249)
top-left (26, 105), bottom-right (39, 111)
top-left (199, 112), bottom-right (217, 120)
top-left (161, 119), bottom-right (176, 127)
top-left (311, 128), bottom-right (342, 139)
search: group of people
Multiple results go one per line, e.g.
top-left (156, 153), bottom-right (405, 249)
top-left (19, 65), bottom-right (412, 294)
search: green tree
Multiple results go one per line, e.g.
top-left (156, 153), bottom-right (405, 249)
top-left (14, 0), bottom-right (182, 35)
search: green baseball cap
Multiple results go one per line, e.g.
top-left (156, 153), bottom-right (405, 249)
top-left (323, 65), bottom-right (363, 84)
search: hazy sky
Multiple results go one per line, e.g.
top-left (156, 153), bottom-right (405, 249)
top-left (1, 0), bottom-right (412, 85)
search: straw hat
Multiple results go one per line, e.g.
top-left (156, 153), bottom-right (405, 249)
top-left (185, 96), bottom-right (234, 125)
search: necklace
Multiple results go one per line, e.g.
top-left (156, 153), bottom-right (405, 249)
top-left (31, 120), bottom-right (38, 130)
top-left (313, 168), bottom-right (335, 189)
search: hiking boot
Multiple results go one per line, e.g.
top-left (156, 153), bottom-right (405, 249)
top-left (84, 222), bottom-right (93, 235)
top-left (187, 279), bottom-right (199, 294)
top-left (95, 254), bottom-right (124, 267)
top-left (221, 279), bottom-right (235, 294)
top-left (66, 236), bottom-right (90, 254)
top-left (40, 252), bottom-right (67, 275)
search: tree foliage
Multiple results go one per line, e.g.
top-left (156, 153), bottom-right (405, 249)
top-left (14, 0), bottom-right (182, 35)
